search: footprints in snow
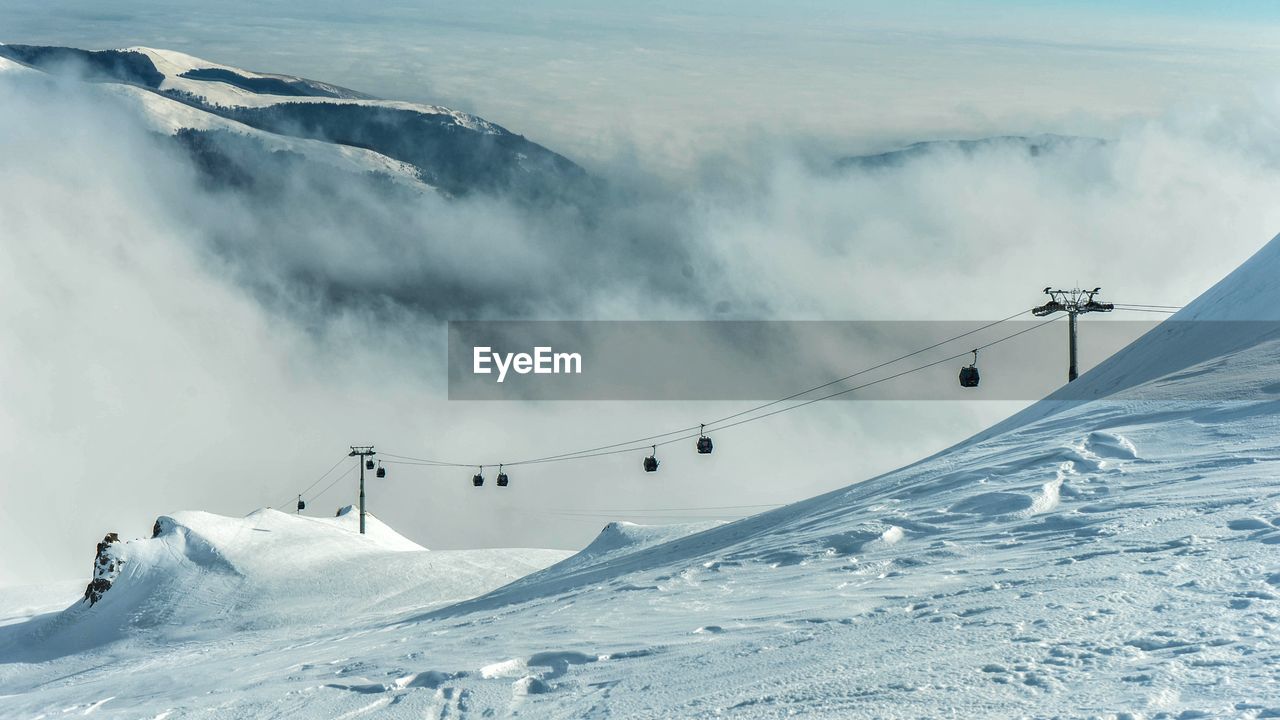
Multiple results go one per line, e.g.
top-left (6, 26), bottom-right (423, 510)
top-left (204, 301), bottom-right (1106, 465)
top-left (1226, 515), bottom-right (1280, 546)
top-left (321, 647), bottom-right (657, 708)
top-left (943, 430), bottom-right (1138, 523)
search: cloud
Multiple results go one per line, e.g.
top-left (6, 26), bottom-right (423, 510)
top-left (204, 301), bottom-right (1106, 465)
top-left (7, 1), bottom-right (1280, 168)
top-left (4, 59), bottom-right (1280, 586)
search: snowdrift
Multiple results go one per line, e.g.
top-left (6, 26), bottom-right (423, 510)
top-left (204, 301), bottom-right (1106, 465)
top-left (0, 507), bottom-right (568, 662)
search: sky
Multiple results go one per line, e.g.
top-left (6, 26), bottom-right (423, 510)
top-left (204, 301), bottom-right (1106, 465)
top-left (4, 1), bottom-right (1280, 167)
top-left (4, 1), bottom-right (1280, 585)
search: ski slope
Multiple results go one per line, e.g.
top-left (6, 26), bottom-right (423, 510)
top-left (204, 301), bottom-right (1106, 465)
top-left (5, 235), bottom-right (1280, 716)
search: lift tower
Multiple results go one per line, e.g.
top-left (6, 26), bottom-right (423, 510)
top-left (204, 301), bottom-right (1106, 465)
top-left (348, 446), bottom-right (376, 534)
top-left (1032, 287), bottom-right (1114, 382)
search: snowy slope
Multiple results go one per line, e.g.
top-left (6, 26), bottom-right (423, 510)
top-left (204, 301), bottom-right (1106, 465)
top-left (0, 582), bottom-right (83, 628)
top-left (0, 43), bottom-right (587, 198)
top-left (0, 55), bottom-right (36, 75)
top-left (104, 83), bottom-right (429, 185)
top-left (0, 508), bottom-right (569, 662)
top-left (5, 233), bottom-right (1280, 717)
top-left (127, 46), bottom-right (495, 131)
top-left (128, 46), bottom-right (372, 103)
top-left (0, 43), bottom-right (428, 187)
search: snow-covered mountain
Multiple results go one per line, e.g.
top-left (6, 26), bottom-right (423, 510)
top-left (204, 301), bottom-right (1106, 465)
top-left (0, 43), bottom-right (587, 199)
top-left (3, 223), bottom-right (1280, 716)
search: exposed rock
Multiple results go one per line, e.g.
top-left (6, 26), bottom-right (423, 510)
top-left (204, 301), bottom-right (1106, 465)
top-left (83, 532), bottom-right (124, 605)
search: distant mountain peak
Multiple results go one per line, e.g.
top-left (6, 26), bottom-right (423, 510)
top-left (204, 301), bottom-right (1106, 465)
top-left (0, 42), bottom-right (588, 200)
top-left (836, 133), bottom-right (1104, 170)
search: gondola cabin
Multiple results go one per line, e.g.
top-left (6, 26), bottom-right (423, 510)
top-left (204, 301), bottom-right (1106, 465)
top-left (958, 349), bottom-right (980, 388)
top-left (696, 424), bottom-right (713, 454)
top-left (643, 446), bottom-right (659, 472)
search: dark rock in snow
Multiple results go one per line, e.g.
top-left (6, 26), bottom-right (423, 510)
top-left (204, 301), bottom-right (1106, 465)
top-left (83, 532), bottom-right (124, 605)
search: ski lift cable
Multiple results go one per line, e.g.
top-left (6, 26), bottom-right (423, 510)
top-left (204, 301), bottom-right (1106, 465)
top-left (309, 464), bottom-right (358, 504)
top-left (515, 307), bottom-right (1037, 465)
top-left (382, 307), bottom-right (1037, 470)
top-left (512, 314), bottom-right (1064, 465)
top-left (393, 312), bottom-right (1062, 469)
top-left (679, 314), bottom-right (1065, 440)
top-left (1109, 302), bottom-right (1184, 309)
top-left (382, 314), bottom-right (1066, 471)
top-left (696, 308), bottom-right (1036, 429)
top-left (286, 298), bottom-right (1170, 503)
top-left (378, 455), bottom-right (464, 467)
top-left (1112, 307), bottom-right (1179, 314)
top-left (276, 454), bottom-right (351, 510)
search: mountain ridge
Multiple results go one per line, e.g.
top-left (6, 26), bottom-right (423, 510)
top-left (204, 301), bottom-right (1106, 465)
top-left (0, 42), bottom-right (588, 199)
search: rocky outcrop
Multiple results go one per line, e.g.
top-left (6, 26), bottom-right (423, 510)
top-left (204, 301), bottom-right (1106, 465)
top-left (83, 532), bottom-right (125, 606)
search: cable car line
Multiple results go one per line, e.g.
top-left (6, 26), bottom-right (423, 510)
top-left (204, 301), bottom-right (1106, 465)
top-left (1112, 306), bottom-right (1179, 314)
top-left (381, 308), bottom-right (1037, 472)
top-left (522, 314), bottom-right (1062, 466)
top-left (380, 313), bottom-right (1063, 475)
top-left (694, 308), bottom-right (1034, 430)
top-left (275, 454), bottom-right (351, 511)
top-left (283, 297), bottom-right (1167, 503)
top-left (683, 315), bottom-right (1063, 440)
top-left (535, 315), bottom-right (1062, 460)
top-left (1109, 302), bottom-right (1184, 309)
top-left (309, 464), bottom-right (357, 504)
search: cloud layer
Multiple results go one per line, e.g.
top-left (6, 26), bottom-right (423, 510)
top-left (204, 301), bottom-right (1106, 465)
top-left (4, 59), bottom-right (1280, 584)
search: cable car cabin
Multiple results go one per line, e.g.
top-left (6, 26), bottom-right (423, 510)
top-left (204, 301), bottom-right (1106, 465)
top-left (376, 466), bottom-right (386, 478)
top-left (497, 472), bottom-right (509, 487)
top-left (365, 459), bottom-right (375, 470)
top-left (472, 472), bottom-right (484, 487)
top-left (296, 499), bottom-right (306, 511)
top-left (643, 455), bottom-right (659, 472)
top-left (958, 365), bottom-right (980, 388)
top-left (695, 424), bottom-right (713, 454)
